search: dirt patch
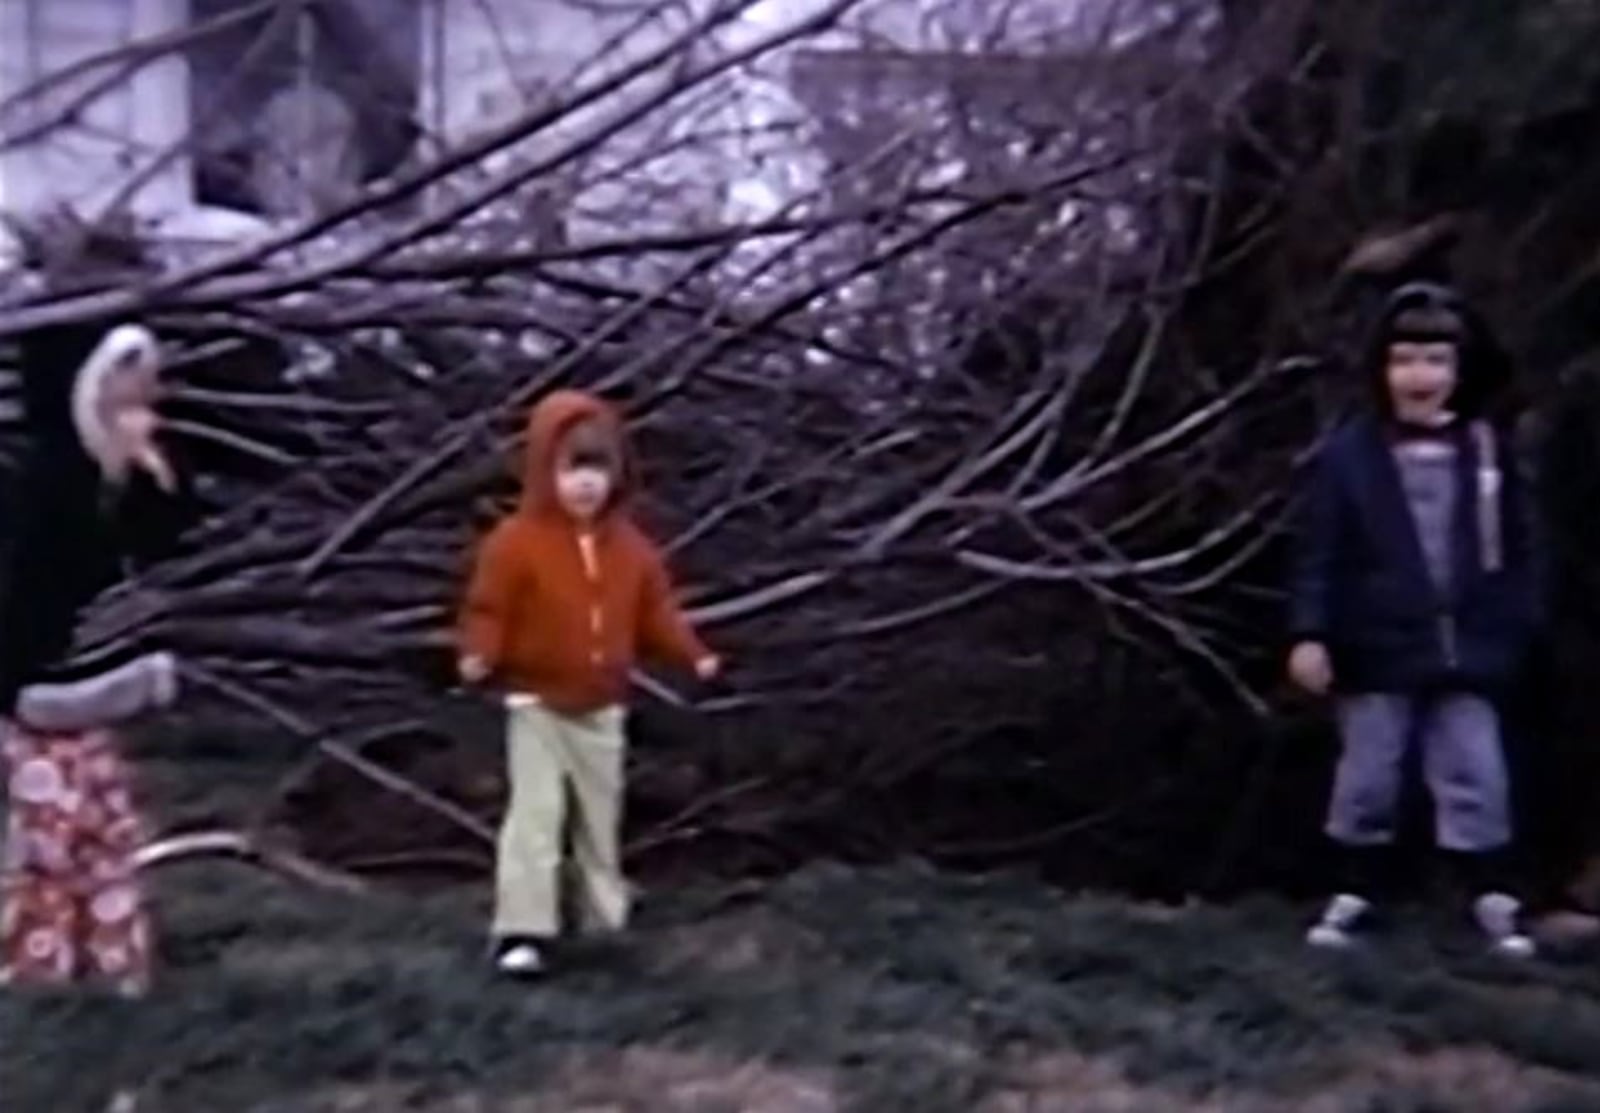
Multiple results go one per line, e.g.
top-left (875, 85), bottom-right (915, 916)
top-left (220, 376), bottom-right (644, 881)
top-left (645, 904), bottom-right (826, 978)
top-left (1308, 1045), bottom-right (1600, 1111)
top-left (978, 1043), bottom-right (1600, 1113)
top-left (980, 1050), bottom-right (1232, 1113)
top-left (548, 1047), bottom-right (838, 1113)
top-left (241, 1049), bottom-right (838, 1113)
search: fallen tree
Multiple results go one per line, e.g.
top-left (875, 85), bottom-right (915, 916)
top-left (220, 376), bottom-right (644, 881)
top-left (4, 0), bottom-right (1600, 901)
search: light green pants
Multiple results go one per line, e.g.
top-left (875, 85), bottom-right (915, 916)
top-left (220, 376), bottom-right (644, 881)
top-left (494, 698), bottom-right (630, 940)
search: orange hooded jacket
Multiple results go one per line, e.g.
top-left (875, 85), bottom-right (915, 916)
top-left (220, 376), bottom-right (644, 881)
top-left (457, 389), bottom-right (711, 713)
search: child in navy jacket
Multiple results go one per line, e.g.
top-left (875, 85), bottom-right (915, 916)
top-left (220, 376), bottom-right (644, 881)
top-left (1288, 283), bottom-right (1544, 956)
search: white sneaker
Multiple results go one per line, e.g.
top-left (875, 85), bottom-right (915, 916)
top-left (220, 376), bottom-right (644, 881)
top-left (495, 941), bottom-right (546, 978)
top-left (1472, 893), bottom-right (1537, 959)
top-left (1306, 893), bottom-right (1373, 949)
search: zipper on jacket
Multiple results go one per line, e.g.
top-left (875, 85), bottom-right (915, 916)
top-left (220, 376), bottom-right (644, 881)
top-left (1438, 611), bottom-right (1459, 670)
top-left (578, 531), bottom-right (603, 666)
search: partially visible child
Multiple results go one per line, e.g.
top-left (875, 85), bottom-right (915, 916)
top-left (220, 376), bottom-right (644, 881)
top-left (1, 322), bottom-right (190, 997)
top-left (458, 389), bottom-right (718, 978)
top-left (1288, 282), bottom-right (1543, 957)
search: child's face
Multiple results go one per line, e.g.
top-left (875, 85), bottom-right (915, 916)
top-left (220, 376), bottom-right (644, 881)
top-left (555, 463), bottom-right (613, 520)
top-left (1385, 341), bottom-right (1458, 425)
top-left (551, 417), bottom-right (621, 520)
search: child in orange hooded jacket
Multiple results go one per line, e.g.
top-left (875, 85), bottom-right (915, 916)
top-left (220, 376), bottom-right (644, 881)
top-left (458, 389), bottom-right (718, 977)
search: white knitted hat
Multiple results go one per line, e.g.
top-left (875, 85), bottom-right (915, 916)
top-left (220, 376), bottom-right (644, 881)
top-left (68, 323), bottom-right (162, 481)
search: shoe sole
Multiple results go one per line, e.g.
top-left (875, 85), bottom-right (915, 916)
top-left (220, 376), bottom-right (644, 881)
top-left (494, 956), bottom-right (547, 980)
top-left (497, 969), bottom-right (546, 981)
top-left (1488, 939), bottom-right (1537, 960)
top-left (1306, 928), bottom-right (1362, 950)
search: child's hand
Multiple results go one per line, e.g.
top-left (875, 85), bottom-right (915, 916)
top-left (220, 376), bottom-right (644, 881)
top-left (458, 655), bottom-right (489, 685)
top-left (695, 655), bottom-right (722, 682)
top-left (1287, 641), bottom-right (1333, 696)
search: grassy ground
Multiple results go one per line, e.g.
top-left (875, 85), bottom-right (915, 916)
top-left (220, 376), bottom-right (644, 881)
top-left (6, 858), bottom-right (1600, 1113)
top-left (6, 752), bottom-right (1600, 1111)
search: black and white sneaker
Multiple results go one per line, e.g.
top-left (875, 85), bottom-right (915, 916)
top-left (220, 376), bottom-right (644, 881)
top-left (1472, 893), bottom-right (1537, 960)
top-left (1306, 893), bottom-right (1374, 949)
top-left (493, 938), bottom-right (547, 979)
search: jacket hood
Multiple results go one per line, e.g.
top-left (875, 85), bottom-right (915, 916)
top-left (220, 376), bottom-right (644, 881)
top-left (18, 322), bottom-right (163, 474)
top-left (70, 324), bottom-right (162, 480)
top-left (519, 388), bottom-right (632, 517)
top-left (1362, 282), bottom-right (1515, 422)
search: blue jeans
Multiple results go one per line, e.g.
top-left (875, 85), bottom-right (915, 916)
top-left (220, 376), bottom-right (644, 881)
top-left (1327, 693), bottom-right (1512, 852)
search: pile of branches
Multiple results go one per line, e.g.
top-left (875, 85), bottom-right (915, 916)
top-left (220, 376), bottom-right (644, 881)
top-left (18, 0), bottom-right (1600, 895)
top-left (0, 0), bottom-right (1334, 891)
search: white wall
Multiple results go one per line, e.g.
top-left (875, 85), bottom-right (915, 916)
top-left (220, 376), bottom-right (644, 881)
top-left (0, 0), bottom-right (193, 225)
top-left (412, 0), bottom-right (1207, 237)
top-left (420, 0), bottom-right (740, 256)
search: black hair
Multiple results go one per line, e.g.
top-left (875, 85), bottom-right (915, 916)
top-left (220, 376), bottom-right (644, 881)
top-left (1363, 281), bottom-right (1514, 421)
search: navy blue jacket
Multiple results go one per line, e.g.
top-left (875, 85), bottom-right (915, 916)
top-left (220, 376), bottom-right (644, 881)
top-left (1288, 413), bottom-right (1543, 693)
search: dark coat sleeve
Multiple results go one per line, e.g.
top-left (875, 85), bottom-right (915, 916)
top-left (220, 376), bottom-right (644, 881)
top-left (1288, 436), bottom-right (1345, 643)
top-left (0, 453), bottom-right (116, 712)
top-left (109, 465), bottom-right (203, 572)
top-left (0, 458), bottom-right (200, 714)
